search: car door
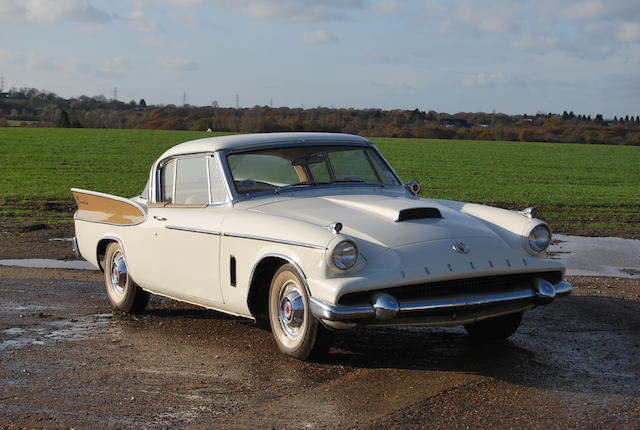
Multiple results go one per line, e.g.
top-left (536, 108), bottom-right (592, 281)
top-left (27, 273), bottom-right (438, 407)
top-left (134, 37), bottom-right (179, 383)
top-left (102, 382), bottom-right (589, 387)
top-left (141, 154), bottom-right (229, 304)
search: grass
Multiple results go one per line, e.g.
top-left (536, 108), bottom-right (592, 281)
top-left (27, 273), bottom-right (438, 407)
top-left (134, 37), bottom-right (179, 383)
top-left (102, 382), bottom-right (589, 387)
top-left (0, 128), bottom-right (638, 237)
top-left (6, 120), bottom-right (40, 127)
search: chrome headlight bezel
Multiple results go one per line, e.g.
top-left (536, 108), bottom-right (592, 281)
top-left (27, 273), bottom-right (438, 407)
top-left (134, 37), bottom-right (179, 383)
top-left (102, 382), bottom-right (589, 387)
top-left (329, 239), bottom-right (359, 271)
top-left (525, 223), bottom-right (552, 254)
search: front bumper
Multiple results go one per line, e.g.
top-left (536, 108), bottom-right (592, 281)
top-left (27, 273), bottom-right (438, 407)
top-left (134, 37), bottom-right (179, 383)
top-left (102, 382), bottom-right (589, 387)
top-left (310, 278), bottom-right (571, 326)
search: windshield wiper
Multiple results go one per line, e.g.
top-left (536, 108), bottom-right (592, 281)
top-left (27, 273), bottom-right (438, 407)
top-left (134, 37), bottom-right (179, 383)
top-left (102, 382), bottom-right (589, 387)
top-left (274, 181), bottom-right (330, 192)
top-left (330, 179), bottom-right (365, 184)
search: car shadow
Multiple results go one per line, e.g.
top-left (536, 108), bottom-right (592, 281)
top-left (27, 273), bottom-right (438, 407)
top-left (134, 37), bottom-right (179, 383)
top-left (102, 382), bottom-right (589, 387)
top-left (114, 294), bottom-right (640, 398)
top-left (320, 294), bottom-right (640, 397)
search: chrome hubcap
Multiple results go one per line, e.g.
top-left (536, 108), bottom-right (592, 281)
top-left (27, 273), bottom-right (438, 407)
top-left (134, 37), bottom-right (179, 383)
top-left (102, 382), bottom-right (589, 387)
top-left (110, 252), bottom-right (127, 296)
top-left (278, 280), bottom-right (305, 338)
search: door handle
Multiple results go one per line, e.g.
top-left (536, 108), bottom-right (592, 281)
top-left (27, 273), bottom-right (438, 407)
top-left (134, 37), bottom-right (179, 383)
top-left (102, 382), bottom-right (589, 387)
top-left (153, 216), bottom-right (167, 221)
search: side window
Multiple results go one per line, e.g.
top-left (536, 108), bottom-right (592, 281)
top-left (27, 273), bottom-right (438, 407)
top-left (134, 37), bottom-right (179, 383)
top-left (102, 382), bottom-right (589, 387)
top-left (208, 156), bottom-right (228, 204)
top-left (174, 156), bottom-right (209, 205)
top-left (160, 160), bottom-right (175, 202)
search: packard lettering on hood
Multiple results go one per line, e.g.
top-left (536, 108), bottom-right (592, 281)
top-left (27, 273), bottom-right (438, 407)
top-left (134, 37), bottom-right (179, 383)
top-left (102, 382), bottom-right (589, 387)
top-left (72, 132), bottom-right (571, 361)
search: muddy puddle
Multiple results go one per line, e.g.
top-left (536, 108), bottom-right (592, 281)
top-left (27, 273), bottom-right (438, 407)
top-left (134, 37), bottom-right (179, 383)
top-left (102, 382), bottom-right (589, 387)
top-left (0, 258), bottom-right (96, 270)
top-left (0, 313), bottom-right (112, 352)
top-left (549, 234), bottom-right (640, 279)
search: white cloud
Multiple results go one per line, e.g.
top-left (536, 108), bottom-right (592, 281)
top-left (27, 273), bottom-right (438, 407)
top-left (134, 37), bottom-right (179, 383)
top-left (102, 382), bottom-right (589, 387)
top-left (559, 0), bottom-right (640, 21)
top-left (160, 57), bottom-right (199, 71)
top-left (0, 0), bottom-right (111, 23)
top-left (616, 22), bottom-right (640, 42)
top-left (299, 29), bottom-right (338, 44)
top-left (221, 0), bottom-right (367, 21)
top-left (159, 0), bottom-right (205, 6)
top-left (369, 0), bottom-right (403, 16)
top-left (103, 56), bottom-right (130, 73)
top-left (453, 2), bottom-right (516, 32)
top-left (126, 10), bottom-right (159, 32)
top-left (462, 72), bottom-right (511, 88)
top-left (0, 49), bottom-right (53, 70)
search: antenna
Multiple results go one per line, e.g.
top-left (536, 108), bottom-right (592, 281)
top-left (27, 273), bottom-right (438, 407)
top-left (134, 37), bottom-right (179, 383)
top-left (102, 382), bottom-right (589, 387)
top-left (270, 97), bottom-right (273, 107)
top-left (113, 87), bottom-right (118, 100)
top-left (235, 94), bottom-right (239, 109)
top-left (183, 91), bottom-right (186, 106)
top-left (0, 76), bottom-right (4, 92)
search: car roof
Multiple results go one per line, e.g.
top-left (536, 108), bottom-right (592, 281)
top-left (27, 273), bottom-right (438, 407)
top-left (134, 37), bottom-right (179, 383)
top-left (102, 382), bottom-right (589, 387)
top-left (158, 132), bottom-right (372, 160)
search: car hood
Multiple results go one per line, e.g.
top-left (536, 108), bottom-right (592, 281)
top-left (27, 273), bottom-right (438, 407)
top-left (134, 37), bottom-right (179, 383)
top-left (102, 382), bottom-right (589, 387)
top-left (246, 193), bottom-right (501, 255)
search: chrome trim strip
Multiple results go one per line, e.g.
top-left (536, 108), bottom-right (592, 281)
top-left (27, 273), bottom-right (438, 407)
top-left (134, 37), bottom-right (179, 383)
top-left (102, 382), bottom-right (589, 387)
top-left (310, 280), bottom-right (572, 322)
top-left (398, 288), bottom-right (535, 312)
top-left (205, 155), bottom-right (212, 205)
top-left (165, 225), bottom-right (221, 236)
top-left (222, 232), bottom-right (326, 249)
top-left (310, 297), bottom-right (375, 320)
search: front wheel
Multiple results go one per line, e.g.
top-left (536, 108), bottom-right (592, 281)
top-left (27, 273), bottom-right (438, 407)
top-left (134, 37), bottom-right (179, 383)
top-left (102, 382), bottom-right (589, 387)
top-left (268, 264), bottom-right (331, 360)
top-left (463, 311), bottom-right (523, 340)
top-left (104, 242), bottom-right (149, 314)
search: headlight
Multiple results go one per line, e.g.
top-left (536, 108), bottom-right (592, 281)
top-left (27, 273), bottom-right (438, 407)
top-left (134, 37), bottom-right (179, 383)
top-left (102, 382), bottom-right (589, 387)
top-left (528, 224), bottom-right (551, 253)
top-left (331, 240), bottom-right (358, 270)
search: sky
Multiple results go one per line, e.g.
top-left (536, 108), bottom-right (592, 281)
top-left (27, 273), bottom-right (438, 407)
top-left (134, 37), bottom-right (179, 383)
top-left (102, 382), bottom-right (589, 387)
top-left (0, 0), bottom-right (639, 117)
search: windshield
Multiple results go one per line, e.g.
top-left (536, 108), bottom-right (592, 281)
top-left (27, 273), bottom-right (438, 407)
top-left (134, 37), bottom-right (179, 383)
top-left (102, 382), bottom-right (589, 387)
top-left (227, 145), bottom-right (400, 194)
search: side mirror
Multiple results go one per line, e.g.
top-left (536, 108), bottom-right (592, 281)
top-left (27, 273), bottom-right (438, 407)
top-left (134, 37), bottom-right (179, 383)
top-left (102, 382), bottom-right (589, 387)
top-left (405, 179), bottom-right (421, 196)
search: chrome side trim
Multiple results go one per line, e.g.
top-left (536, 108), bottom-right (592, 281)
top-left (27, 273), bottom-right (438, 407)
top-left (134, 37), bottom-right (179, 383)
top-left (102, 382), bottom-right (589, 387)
top-left (223, 232), bottom-right (326, 250)
top-left (165, 225), bottom-right (221, 236)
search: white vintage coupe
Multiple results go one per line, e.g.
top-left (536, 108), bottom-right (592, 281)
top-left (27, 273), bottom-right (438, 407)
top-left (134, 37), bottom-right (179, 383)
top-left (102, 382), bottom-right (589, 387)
top-left (72, 132), bottom-right (571, 360)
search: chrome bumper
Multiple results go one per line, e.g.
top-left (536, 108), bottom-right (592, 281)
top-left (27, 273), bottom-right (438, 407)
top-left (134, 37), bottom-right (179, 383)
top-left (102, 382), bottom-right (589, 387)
top-left (310, 278), bottom-right (572, 324)
top-left (71, 237), bottom-right (80, 258)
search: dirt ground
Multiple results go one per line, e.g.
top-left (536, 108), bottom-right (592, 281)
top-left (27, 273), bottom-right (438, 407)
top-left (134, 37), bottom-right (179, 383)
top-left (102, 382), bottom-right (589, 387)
top-left (1, 235), bottom-right (639, 429)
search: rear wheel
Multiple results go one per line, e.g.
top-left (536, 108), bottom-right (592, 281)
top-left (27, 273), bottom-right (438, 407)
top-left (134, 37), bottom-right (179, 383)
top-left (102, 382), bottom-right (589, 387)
top-left (464, 311), bottom-right (523, 340)
top-left (268, 264), bottom-right (331, 360)
top-left (104, 242), bottom-right (149, 314)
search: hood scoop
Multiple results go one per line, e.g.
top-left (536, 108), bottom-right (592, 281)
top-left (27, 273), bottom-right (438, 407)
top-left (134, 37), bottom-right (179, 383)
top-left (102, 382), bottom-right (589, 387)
top-left (397, 207), bottom-right (442, 222)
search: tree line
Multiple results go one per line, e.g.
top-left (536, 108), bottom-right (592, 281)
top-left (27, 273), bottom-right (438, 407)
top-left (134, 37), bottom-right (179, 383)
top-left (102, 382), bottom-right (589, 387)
top-left (1, 87), bottom-right (639, 145)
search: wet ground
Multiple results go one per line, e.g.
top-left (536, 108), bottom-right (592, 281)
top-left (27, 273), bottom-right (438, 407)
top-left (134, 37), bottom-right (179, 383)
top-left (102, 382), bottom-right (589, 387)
top-left (1, 231), bottom-right (640, 429)
top-left (1, 262), bottom-right (639, 429)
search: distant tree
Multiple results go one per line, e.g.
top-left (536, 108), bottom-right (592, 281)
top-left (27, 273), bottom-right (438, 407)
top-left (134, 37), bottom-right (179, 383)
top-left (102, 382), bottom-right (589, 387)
top-left (54, 109), bottom-right (70, 128)
top-left (636, 116), bottom-right (639, 124)
top-left (595, 114), bottom-right (603, 123)
top-left (562, 110), bottom-right (569, 120)
top-left (614, 116), bottom-right (618, 123)
top-left (568, 111), bottom-right (575, 119)
top-left (625, 115), bottom-right (630, 123)
top-left (139, 99), bottom-right (147, 107)
top-left (587, 115), bottom-right (592, 122)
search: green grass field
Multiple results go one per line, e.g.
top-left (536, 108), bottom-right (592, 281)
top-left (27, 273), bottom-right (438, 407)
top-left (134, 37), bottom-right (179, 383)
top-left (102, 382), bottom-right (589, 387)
top-left (1, 128), bottom-right (638, 237)
top-left (6, 120), bottom-right (39, 127)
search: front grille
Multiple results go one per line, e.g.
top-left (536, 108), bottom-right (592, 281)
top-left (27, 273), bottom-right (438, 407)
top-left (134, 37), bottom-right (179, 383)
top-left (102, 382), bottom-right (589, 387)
top-left (338, 271), bottom-right (562, 305)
